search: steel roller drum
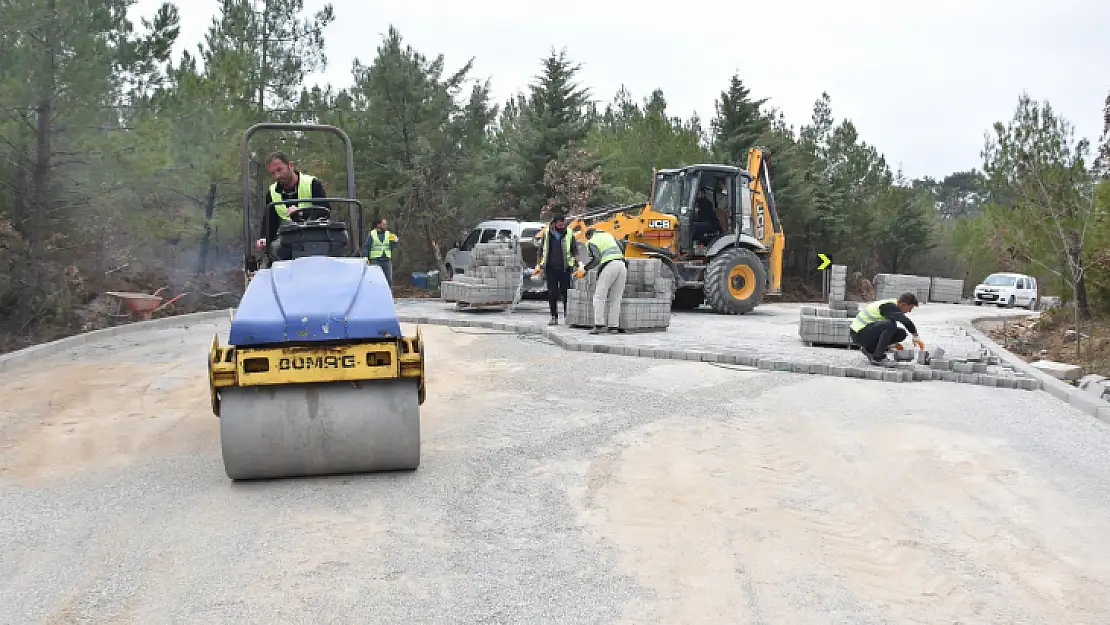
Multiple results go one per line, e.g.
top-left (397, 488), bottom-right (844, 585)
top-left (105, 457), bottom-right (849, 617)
top-left (219, 379), bottom-right (421, 480)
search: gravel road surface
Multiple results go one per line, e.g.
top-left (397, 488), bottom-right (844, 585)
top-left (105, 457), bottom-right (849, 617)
top-left (2, 318), bottom-right (1110, 624)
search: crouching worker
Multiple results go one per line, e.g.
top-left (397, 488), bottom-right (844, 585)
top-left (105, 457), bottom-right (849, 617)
top-left (849, 292), bottom-right (924, 365)
top-left (580, 227), bottom-right (628, 335)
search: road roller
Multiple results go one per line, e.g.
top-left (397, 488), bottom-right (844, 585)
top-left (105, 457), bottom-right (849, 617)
top-left (208, 122), bottom-right (425, 480)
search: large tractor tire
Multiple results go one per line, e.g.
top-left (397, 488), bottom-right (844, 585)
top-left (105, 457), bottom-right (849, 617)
top-left (671, 288), bottom-right (705, 310)
top-left (704, 247), bottom-right (767, 315)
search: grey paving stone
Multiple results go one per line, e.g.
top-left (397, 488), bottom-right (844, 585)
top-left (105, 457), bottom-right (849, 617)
top-left (395, 299), bottom-right (1041, 395)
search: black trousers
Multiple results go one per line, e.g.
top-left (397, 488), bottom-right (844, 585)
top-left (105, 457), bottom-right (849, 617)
top-left (547, 269), bottom-right (571, 317)
top-left (850, 319), bottom-right (907, 355)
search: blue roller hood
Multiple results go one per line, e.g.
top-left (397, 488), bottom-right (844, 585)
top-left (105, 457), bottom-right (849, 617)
top-left (229, 257), bottom-right (401, 346)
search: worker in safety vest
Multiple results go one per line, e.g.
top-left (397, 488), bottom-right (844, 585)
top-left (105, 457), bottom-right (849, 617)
top-left (365, 217), bottom-right (399, 286)
top-left (849, 292), bottom-right (924, 365)
top-left (581, 227), bottom-right (628, 334)
top-left (533, 214), bottom-right (582, 325)
top-left (256, 151), bottom-right (329, 257)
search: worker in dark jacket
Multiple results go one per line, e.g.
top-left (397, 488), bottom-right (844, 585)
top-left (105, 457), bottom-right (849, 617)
top-left (256, 151), bottom-right (329, 258)
top-left (533, 214), bottom-right (581, 325)
top-left (849, 292), bottom-right (925, 365)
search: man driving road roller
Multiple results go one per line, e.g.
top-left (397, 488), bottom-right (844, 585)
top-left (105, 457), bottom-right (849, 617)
top-left (255, 151), bottom-right (330, 258)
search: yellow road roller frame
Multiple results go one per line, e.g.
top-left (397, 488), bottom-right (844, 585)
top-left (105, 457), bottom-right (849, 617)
top-left (208, 327), bottom-right (426, 416)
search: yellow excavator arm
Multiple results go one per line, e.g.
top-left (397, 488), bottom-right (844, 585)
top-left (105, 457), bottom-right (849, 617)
top-left (746, 147), bottom-right (784, 296)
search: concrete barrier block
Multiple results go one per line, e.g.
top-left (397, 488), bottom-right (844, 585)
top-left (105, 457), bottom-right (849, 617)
top-left (928, 277), bottom-right (965, 303)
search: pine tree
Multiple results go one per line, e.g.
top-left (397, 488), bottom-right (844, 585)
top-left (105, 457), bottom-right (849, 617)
top-left (515, 48), bottom-right (592, 217)
top-left (711, 74), bottom-right (769, 165)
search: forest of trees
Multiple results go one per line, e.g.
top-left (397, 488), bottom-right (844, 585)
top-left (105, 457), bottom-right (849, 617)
top-left (2, 0), bottom-right (1108, 352)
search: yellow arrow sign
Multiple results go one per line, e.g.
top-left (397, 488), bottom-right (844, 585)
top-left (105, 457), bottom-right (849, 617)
top-left (817, 253), bottom-right (831, 270)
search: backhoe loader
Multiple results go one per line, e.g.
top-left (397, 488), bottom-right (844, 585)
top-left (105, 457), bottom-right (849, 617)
top-left (536, 147), bottom-right (784, 314)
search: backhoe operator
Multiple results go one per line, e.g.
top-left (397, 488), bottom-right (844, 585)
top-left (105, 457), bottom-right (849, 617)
top-left (849, 292), bottom-right (924, 365)
top-left (692, 187), bottom-right (727, 244)
top-left (255, 151), bottom-right (330, 256)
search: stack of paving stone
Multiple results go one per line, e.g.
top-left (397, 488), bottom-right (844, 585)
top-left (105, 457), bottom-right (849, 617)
top-left (798, 304), bottom-right (858, 346)
top-left (914, 276), bottom-right (931, 303)
top-left (440, 241), bottom-right (523, 307)
top-left (567, 258), bottom-right (672, 331)
top-left (874, 273), bottom-right (926, 301)
top-left (827, 264), bottom-right (848, 304)
top-left (928, 277), bottom-right (964, 303)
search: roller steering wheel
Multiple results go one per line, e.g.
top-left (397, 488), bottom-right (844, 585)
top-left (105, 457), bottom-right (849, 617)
top-left (289, 206), bottom-right (331, 222)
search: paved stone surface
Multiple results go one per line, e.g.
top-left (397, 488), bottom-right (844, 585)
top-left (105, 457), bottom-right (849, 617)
top-left (3, 318), bottom-right (1110, 623)
top-left (396, 298), bottom-right (1040, 388)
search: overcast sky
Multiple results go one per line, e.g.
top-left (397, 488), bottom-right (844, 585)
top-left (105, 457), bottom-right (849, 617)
top-left (135, 0), bottom-right (1110, 180)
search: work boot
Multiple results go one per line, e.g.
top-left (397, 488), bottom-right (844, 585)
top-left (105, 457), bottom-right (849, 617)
top-left (589, 325), bottom-right (605, 335)
top-left (865, 349), bottom-right (887, 366)
top-left (549, 316), bottom-right (558, 326)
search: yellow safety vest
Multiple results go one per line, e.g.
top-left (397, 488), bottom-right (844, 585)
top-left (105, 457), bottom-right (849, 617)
top-left (540, 229), bottom-right (575, 268)
top-left (368, 229), bottom-right (396, 260)
top-left (589, 231), bottom-right (624, 267)
top-left (850, 298), bottom-right (898, 333)
top-left (269, 173), bottom-right (316, 220)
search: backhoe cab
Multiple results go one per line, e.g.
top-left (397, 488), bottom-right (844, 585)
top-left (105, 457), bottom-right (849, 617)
top-left (540, 147), bottom-right (784, 315)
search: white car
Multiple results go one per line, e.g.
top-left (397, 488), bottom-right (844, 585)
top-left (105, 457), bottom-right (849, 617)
top-left (443, 218), bottom-right (547, 294)
top-left (972, 272), bottom-right (1038, 309)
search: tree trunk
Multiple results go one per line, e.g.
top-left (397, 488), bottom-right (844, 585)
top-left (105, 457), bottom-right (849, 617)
top-left (423, 219), bottom-right (445, 275)
top-left (1074, 271), bottom-right (1090, 320)
top-left (1068, 242), bottom-right (1091, 320)
top-left (196, 182), bottom-right (218, 274)
top-left (29, 0), bottom-right (58, 261)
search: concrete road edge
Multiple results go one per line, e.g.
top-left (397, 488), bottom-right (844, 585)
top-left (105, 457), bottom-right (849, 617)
top-left (959, 315), bottom-right (1110, 423)
top-left (0, 309), bottom-right (231, 374)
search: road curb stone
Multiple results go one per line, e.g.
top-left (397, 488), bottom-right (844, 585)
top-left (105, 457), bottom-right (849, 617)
top-left (0, 309), bottom-right (230, 373)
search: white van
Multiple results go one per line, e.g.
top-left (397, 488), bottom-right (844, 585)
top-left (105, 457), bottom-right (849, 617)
top-left (443, 218), bottom-right (547, 294)
top-left (972, 272), bottom-right (1038, 309)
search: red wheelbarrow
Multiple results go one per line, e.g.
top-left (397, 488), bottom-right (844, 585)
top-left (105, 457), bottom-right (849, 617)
top-left (105, 288), bottom-right (187, 321)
